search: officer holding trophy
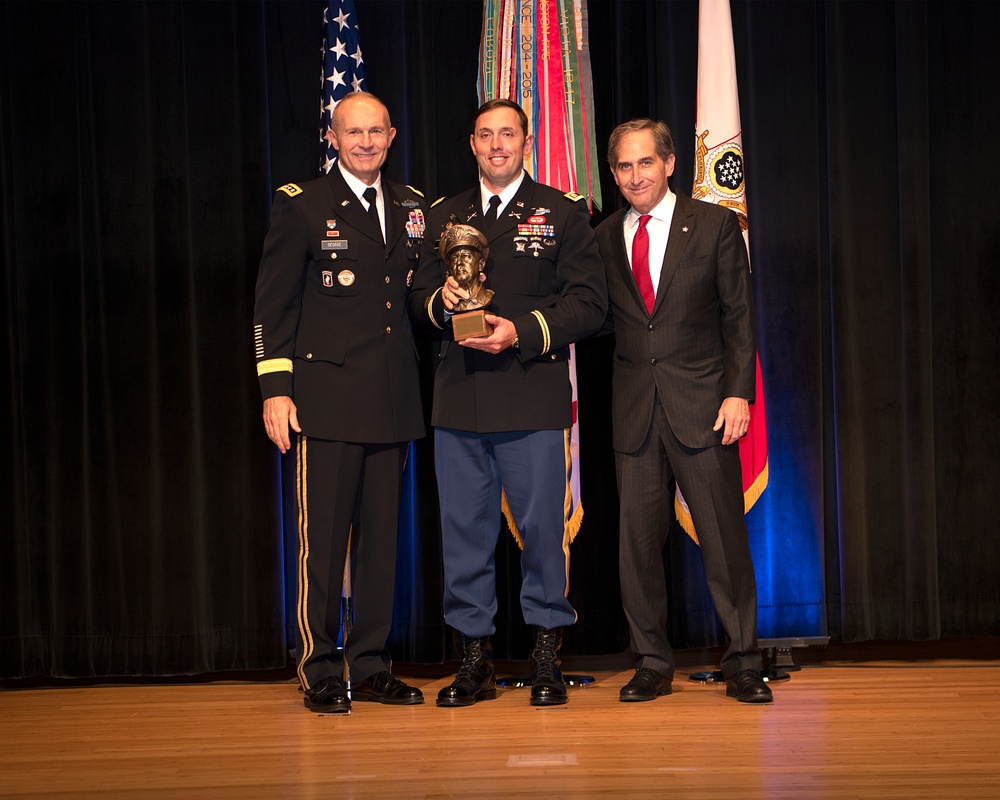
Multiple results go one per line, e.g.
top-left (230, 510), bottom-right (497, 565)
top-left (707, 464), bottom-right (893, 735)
top-left (408, 98), bottom-right (607, 709)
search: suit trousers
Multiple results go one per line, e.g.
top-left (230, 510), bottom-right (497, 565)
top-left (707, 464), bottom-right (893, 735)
top-left (294, 435), bottom-right (407, 690)
top-left (434, 427), bottom-right (577, 637)
top-left (616, 395), bottom-right (761, 679)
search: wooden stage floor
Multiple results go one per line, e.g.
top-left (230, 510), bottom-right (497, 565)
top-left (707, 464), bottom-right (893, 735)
top-left (3, 642), bottom-right (999, 799)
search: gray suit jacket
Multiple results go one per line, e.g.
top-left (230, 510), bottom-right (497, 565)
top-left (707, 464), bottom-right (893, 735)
top-left (595, 192), bottom-right (756, 453)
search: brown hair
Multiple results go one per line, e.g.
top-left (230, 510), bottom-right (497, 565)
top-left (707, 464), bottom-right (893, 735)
top-left (472, 98), bottom-right (529, 137)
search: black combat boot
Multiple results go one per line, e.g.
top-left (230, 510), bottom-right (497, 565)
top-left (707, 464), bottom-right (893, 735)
top-left (530, 627), bottom-right (567, 706)
top-left (436, 636), bottom-right (497, 707)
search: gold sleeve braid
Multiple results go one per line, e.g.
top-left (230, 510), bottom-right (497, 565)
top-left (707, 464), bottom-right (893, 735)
top-left (425, 288), bottom-right (445, 330)
top-left (530, 310), bottom-right (551, 354)
top-left (257, 358), bottom-right (293, 376)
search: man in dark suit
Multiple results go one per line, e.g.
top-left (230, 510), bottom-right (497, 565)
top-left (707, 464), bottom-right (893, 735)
top-left (253, 92), bottom-right (426, 713)
top-left (409, 99), bottom-right (607, 708)
top-left (594, 118), bottom-right (772, 704)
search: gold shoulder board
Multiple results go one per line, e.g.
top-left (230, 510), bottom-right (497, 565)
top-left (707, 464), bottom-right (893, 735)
top-left (564, 191), bottom-right (585, 203)
top-left (278, 183), bottom-right (303, 197)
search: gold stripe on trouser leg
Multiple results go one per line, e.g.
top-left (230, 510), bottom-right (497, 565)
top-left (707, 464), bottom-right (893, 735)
top-left (561, 428), bottom-right (574, 604)
top-left (295, 435), bottom-right (314, 691)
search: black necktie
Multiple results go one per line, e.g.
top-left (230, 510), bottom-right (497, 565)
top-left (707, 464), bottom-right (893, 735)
top-left (363, 186), bottom-right (383, 242)
top-left (485, 194), bottom-right (501, 228)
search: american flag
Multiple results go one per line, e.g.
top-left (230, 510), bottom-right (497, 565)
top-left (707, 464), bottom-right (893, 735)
top-left (321, 0), bottom-right (367, 173)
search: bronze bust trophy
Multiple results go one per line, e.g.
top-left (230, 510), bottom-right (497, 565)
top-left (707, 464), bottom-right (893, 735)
top-left (440, 224), bottom-right (494, 340)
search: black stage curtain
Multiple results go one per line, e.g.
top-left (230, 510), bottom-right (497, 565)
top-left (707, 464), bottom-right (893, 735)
top-left (2, 1), bottom-right (997, 680)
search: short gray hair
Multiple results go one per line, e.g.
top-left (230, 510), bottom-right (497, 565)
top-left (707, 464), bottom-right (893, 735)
top-left (607, 119), bottom-right (675, 167)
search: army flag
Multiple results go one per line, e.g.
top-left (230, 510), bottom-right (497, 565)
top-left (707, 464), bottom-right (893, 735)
top-left (676, 0), bottom-right (769, 541)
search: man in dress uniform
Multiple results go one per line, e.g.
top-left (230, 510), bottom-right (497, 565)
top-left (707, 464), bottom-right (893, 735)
top-left (253, 92), bottom-right (427, 714)
top-left (409, 98), bottom-right (608, 708)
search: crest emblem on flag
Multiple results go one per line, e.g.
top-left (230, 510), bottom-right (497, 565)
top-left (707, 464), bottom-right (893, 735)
top-left (694, 130), bottom-right (748, 230)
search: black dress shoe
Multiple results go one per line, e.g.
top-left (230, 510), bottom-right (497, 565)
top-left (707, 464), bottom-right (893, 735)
top-left (351, 671), bottom-right (424, 705)
top-left (619, 668), bottom-right (672, 702)
top-left (303, 676), bottom-right (351, 714)
top-left (725, 669), bottom-right (773, 703)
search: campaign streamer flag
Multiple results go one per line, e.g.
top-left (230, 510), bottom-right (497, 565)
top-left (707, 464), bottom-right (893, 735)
top-left (676, 0), bottom-right (769, 543)
top-left (478, 0), bottom-right (601, 213)
top-left (321, 0), bottom-right (367, 173)
top-left (478, 0), bottom-right (601, 544)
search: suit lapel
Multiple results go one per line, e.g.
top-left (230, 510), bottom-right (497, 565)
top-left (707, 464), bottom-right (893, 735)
top-left (454, 189), bottom-right (483, 229)
top-left (651, 193), bottom-right (696, 314)
top-left (609, 208), bottom-right (648, 313)
top-left (383, 182), bottom-right (407, 251)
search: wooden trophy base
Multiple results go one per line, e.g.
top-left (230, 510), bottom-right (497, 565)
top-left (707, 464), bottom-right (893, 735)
top-left (452, 309), bottom-right (493, 340)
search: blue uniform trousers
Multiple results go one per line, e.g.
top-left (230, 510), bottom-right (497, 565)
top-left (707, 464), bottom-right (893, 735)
top-left (435, 427), bottom-right (577, 637)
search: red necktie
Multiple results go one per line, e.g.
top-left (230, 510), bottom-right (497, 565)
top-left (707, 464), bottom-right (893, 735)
top-left (631, 214), bottom-right (654, 313)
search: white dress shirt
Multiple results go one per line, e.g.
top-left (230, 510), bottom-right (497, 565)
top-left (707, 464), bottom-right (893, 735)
top-left (479, 171), bottom-right (526, 223)
top-left (624, 189), bottom-right (677, 299)
top-left (338, 160), bottom-right (386, 242)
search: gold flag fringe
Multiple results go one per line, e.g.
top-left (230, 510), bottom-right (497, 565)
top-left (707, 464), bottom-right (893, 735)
top-left (674, 460), bottom-right (769, 547)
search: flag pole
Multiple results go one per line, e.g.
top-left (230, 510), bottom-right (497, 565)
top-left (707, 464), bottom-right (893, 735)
top-left (321, 0), bottom-right (368, 690)
top-left (685, 0), bottom-right (793, 685)
top-left (480, 0), bottom-right (600, 688)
